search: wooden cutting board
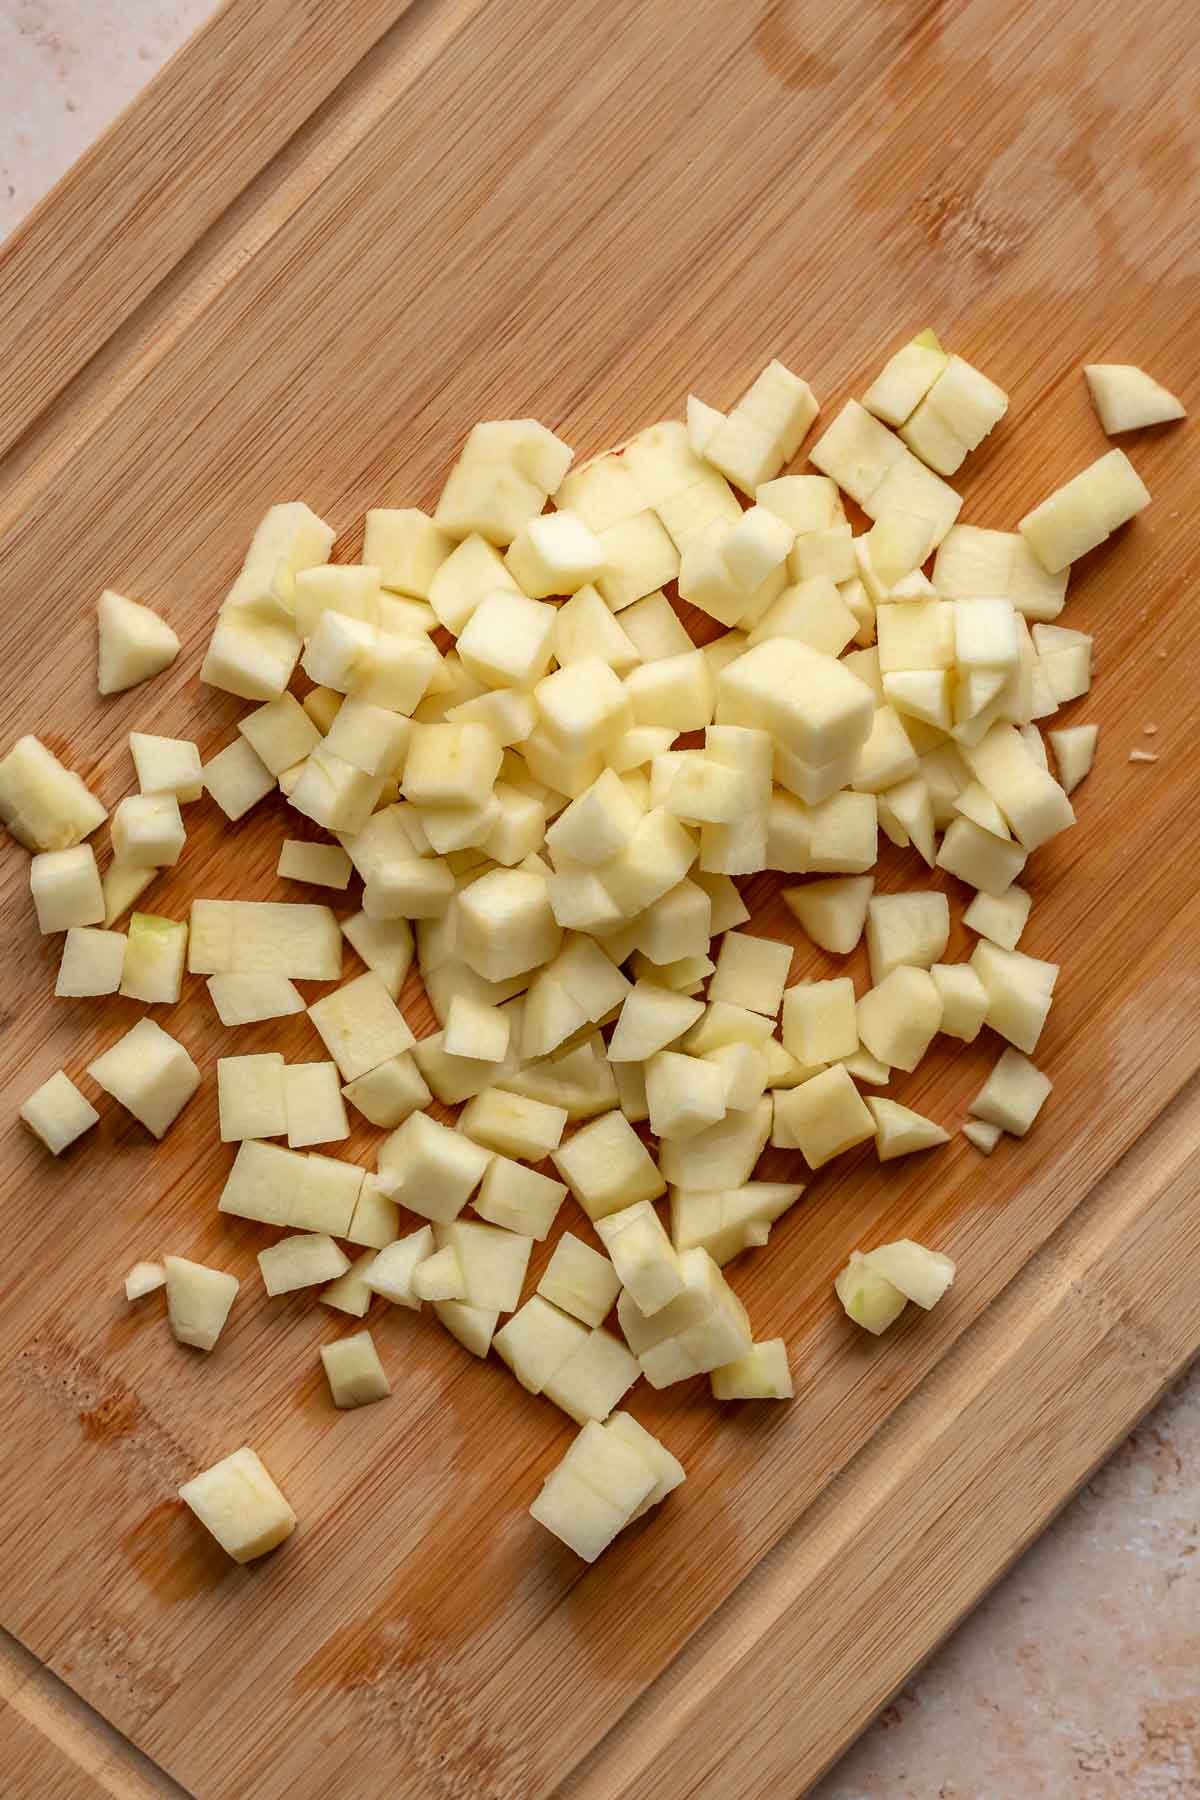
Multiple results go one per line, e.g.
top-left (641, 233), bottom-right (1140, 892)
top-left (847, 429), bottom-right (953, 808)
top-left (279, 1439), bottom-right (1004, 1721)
top-left (2, 1), bottom-right (1199, 1795)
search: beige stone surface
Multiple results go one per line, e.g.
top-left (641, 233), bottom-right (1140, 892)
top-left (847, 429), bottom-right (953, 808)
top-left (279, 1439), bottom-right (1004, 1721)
top-left (0, 6), bottom-right (1196, 1796)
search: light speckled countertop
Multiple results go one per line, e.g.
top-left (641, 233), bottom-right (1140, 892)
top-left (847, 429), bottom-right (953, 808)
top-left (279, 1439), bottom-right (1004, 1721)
top-left (1, 5), bottom-right (1196, 1795)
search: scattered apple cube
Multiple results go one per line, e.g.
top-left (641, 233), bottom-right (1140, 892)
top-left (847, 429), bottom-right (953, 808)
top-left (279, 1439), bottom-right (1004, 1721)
top-left (346, 1175), bottom-right (400, 1249)
top-left (55, 925), bottom-right (125, 997)
top-left (129, 732), bottom-right (202, 802)
top-left (102, 860), bottom-right (156, 927)
top-left (96, 589), bottom-right (180, 695)
top-left (164, 1255), bottom-right (239, 1350)
top-left (538, 1230), bottom-right (621, 1327)
top-left (363, 507), bottom-right (453, 596)
top-left (670, 1182), bottom-right (803, 1266)
top-left (203, 736), bottom-right (275, 821)
top-left (283, 1061), bottom-right (349, 1148)
top-left (20, 1069), bottom-right (99, 1154)
top-left (341, 1052), bottom-right (431, 1129)
top-left (435, 1219), bottom-right (533, 1312)
top-left (364, 1226), bottom-right (435, 1309)
top-left (178, 1446), bottom-right (295, 1563)
top-left (1019, 448), bottom-right (1151, 573)
top-left (1049, 723), bottom-right (1098, 795)
top-left (320, 1330), bottom-right (390, 1409)
top-left (30, 844), bottom-right (104, 934)
top-left (206, 973), bottom-right (305, 1026)
top-left (125, 1260), bottom-right (165, 1301)
top-left (970, 1047), bottom-right (1052, 1137)
top-left (708, 930), bottom-right (791, 1018)
top-left (0, 735), bottom-right (107, 852)
top-left (862, 1239), bottom-right (956, 1309)
top-left (1084, 363), bottom-right (1185, 435)
top-left (711, 1337), bottom-right (792, 1401)
top-left (862, 331), bottom-right (947, 427)
top-left (277, 840), bottom-right (353, 889)
top-left (433, 1298), bottom-right (500, 1357)
top-left (87, 1019), bottom-right (200, 1137)
top-left (119, 912), bottom-right (187, 1004)
top-left (552, 1110), bottom-right (666, 1220)
top-left (495, 1296), bottom-right (590, 1395)
top-left (378, 1110), bottom-right (491, 1223)
top-left (543, 1326), bottom-right (641, 1424)
top-left (259, 1232), bottom-right (351, 1296)
top-left (308, 972), bottom-right (415, 1082)
top-left (963, 883), bottom-right (1031, 950)
top-left (856, 967), bottom-right (942, 1071)
top-left (771, 1064), bottom-right (875, 1169)
top-left (930, 961), bottom-right (988, 1042)
top-left (835, 1251), bottom-right (908, 1335)
top-left (474, 1156), bottom-right (567, 1241)
top-left (865, 891), bottom-right (950, 983)
top-left (596, 1201), bottom-right (685, 1316)
top-left (867, 1097), bottom-right (949, 1160)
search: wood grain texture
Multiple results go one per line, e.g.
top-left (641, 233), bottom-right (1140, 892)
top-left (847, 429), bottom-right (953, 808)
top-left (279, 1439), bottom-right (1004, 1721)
top-left (0, 0), bottom-right (408, 459)
top-left (0, 0), bottom-right (1197, 1796)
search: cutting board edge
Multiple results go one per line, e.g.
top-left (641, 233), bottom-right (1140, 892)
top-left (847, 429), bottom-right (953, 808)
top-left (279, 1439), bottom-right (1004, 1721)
top-left (562, 1065), bottom-right (1200, 1799)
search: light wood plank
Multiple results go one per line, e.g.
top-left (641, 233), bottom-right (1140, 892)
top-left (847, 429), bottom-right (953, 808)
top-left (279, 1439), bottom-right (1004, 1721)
top-left (0, 0), bottom-right (1197, 1795)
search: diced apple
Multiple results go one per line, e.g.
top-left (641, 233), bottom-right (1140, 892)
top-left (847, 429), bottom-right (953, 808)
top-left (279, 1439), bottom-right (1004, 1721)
top-left (835, 1251), bottom-right (908, 1334)
top-left (970, 1047), bottom-right (1052, 1136)
top-left (862, 1238), bottom-right (956, 1308)
top-left (537, 1230), bottom-right (621, 1327)
top-left (781, 874), bottom-right (872, 953)
top-left (87, 1019), bottom-right (200, 1137)
top-left (378, 1111), bottom-right (491, 1222)
top-left (543, 1326), bottom-right (642, 1424)
top-left (494, 1296), bottom-right (589, 1394)
top-left (119, 912), bottom-right (187, 1004)
top-left (711, 1337), bottom-right (792, 1401)
top-left (364, 1226), bottom-right (435, 1310)
top-left (413, 1244), bottom-right (466, 1302)
top-left (930, 961), bottom-right (988, 1042)
top-left (963, 1118), bottom-right (1003, 1154)
top-left (308, 972), bottom-right (415, 1082)
top-left (203, 737), bottom-right (275, 822)
top-left (867, 1097), bottom-right (949, 1160)
top-left (1019, 448), bottom-right (1151, 573)
top-left (259, 1233), bottom-right (350, 1296)
top-left (857, 967), bottom-right (942, 1071)
top-left (124, 1260), bottom-right (165, 1301)
top-left (284, 1061), bottom-right (349, 1148)
top-left (1084, 363), bottom-right (1185, 435)
top-left (771, 1064), bottom-right (874, 1168)
top-left (865, 890), bottom-right (949, 983)
top-left (164, 1255), bottom-right (239, 1350)
top-left (19, 1069), bottom-right (99, 1154)
top-left (1049, 723), bottom-right (1098, 795)
top-left (179, 1446), bottom-right (295, 1563)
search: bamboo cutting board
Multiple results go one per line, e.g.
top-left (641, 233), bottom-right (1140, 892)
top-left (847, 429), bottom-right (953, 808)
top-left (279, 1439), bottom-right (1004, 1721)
top-left (1, 1), bottom-right (1199, 1796)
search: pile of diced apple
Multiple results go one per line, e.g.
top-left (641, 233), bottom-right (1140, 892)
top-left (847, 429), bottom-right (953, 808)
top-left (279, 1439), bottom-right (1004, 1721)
top-left (2, 336), bottom-right (1181, 1564)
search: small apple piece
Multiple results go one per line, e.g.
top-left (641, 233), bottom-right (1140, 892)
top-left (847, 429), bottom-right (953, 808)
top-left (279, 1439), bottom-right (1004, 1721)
top-left (308, 972), bottom-right (415, 1082)
top-left (659, 1095), bottom-right (772, 1191)
top-left (283, 1062), bottom-right (349, 1148)
top-left (457, 869), bottom-right (562, 983)
top-left (711, 1337), bottom-right (792, 1401)
top-left (277, 840), bottom-right (353, 889)
top-left (363, 507), bottom-right (453, 596)
top-left (538, 1230), bottom-right (621, 1327)
top-left (125, 1260), bottom-right (165, 1301)
top-left (862, 331), bottom-right (948, 428)
top-left (781, 875), bottom-right (872, 954)
top-left (206, 973), bottom-right (305, 1026)
top-left (930, 962), bottom-right (988, 1043)
top-left (543, 1326), bottom-right (641, 1425)
top-left (1049, 723), bottom-right (1098, 795)
top-left (708, 931), bottom-right (792, 1017)
top-left (96, 589), bottom-right (180, 695)
top-left (782, 978), bottom-right (858, 1066)
top-left (445, 994), bottom-right (510, 1063)
top-left (20, 1069), bottom-right (99, 1154)
top-left (413, 1244), bottom-right (466, 1302)
top-left (1018, 448), bottom-right (1151, 573)
top-left (320, 1330), bottom-right (390, 1409)
top-left (936, 817), bottom-right (1028, 898)
top-left (670, 1182), bottom-right (803, 1266)
top-left (460, 1089), bottom-right (567, 1162)
top-left (705, 359), bottom-right (818, 494)
top-left (259, 1233), bottom-right (351, 1297)
top-left (900, 355), bottom-right (1008, 476)
top-left (295, 1155), bottom-right (364, 1236)
top-left (835, 1251), bottom-right (908, 1335)
top-left (164, 1255), bottom-right (239, 1350)
top-left (178, 1446), bottom-right (295, 1563)
top-left (341, 1053), bottom-right (430, 1129)
top-left (378, 1111), bottom-right (491, 1223)
top-left (102, 860), bottom-right (156, 927)
top-left (867, 1097), bottom-right (949, 1160)
top-left (771, 1064), bottom-right (875, 1169)
top-left (433, 1298), bottom-right (500, 1357)
top-left (841, 1047), bottom-right (889, 1085)
top-left (963, 883), bottom-right (1031, 951)
top-left (435, 1220), bottom-right (533, 1312)
top-left (203, 737), bottom-right (275, 822)
top-left (217, 1052), bottom-right (287, 1142)
top-left (865, 890), bottom-right (949, 983)
top-left (346, 1175), bottom-right (400, 1249)
top-left (861, 1239), bottom-right (956, 1309)
top-left (970, 1047), bottom-right (1052, 1136)
top-left (857, 967), bottom-right (943, 1072)
top-left (644, 1050), bottom-right (727, 1142)
top-left (87, 1018), bottom-right (200, 1137)
top-left (119, 912), bottom-right (187, 1004)
top-left (474, 1156), bottom-right (567, 1241)
top-left (320, 1249), bottom-right (379, 1316)
top-left (606, 1412), bottom-right (686, 1515)
top-left (495, 1297), bottom-right (590, 1395)
top-left (129, 732), bottom-right (202, 802)
top-left (596, 1201), bottom-right (685, 1316)
top-left (0, 734), bottom-right (107, 851)
top-left (55, 926), bottom-right (125, 997)
top-left (962, 1118), bottom-right (1003, 1154)
top-left (364, 1226), bottom-right (435, 1309)
top-left (551, 1111), bottom-right (666, 1220)
top-left (217, 1140), bottom-right (299, 1228)
top-left (529, 1462), bottom-right (632, 1563)
top-left (1083, 363), bottom-right (1185, 435)
top-left (30, 845), bottom-right (104, 934)
top-left (970, 940), bottom-right (1057, 1054)
top-left (110, 795), bottom-right (186, 870)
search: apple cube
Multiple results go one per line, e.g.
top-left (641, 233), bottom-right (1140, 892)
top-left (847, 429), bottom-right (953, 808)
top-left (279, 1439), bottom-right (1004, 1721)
top-left (780, 874), bottom-right (871, 954)
top-left (658, 1094), bottom-right (772, 1191)
top-left (413, 1244), bottom-right (466, 1302)
top-left (217, 1052), bottom-right (286, 1142)
top-left (456, 590), bottom-right (558, 690)
top-left (341, 910), bottom-right (413, 996)
top-left (118, 911), bottom-right (187, 1004)
top-left (862, 1238), bottom-right (956, 1309)
top-left (179, 1446), bottom-right (295, 1563)
top-left (1049, 723), bottom-right (1098, 795)
top-left (283, 1061), bottom-right (349, 1148)
top-left (402, 721), bottom-right (502, 811)
top-left (857, 967), bottom-right (942, 1071)
top-left (717, 638), bottom-right (873, 764)
top-left (546, 767), bottom-right (642, 867)
top-left (55, 926), bottom-right (125, 997)
top-left (543, 1327), bottom-right (641, 1424)
top-left (770, 1064), bottom-right (875, 1168)
top-left (87, 1019), bottom-right (200, 1137)
top-left (95, 588), bottom-right (180, 695)
top-left (361, 507), bottom-right (453, 597)
top-left (862, 330), bottom-right (948, 427)
top-left (1019, 448), bottom-right (1151, 573)
top-left (494, 1296), bottom-right (589, 1394)
top-left (1084, 362), bottom-right (1185, 435)
top-left (538, 1231), bottom-right (621, 1327)
top-left (644, 1051), bottom-right (727, 1142)
top-left (474, 1155), bottom-right (567, 1240)
top-left (963, 1119), bottom-right (1003, 1154)
top-left (930, 962), bottom-right (988, 1042)
top-left (30, 844), bottom-right (104, 934)
top-left (308, 972), bottom-right (415, 1081)
top-left (708, 931), bottom-right (791, 1018)
top-left (867, 1097), bottom-right (949, 1160)
top-left (101, 861), bottom-right (156, 927)
top-left (670, 1181), bottom-right (802, 1266)
top-left (378, 1110), bottom-right (491, 1222)
top-left (124, 1261), bottom-right (165, 1301)
top-left (936, 817), bottom-right (1028, 897)
top-left (0, 735), bottom-right (106, 851)
top-left (321, 1249), bottom-right (383, 1319)
top-left (865, 891), bottom-right (949, 983)
top-left (596, 1201), bottom-right (685, 1316)
top-left (706, 359), bottom-right (818, 493)
top-left (782, 977), bottom-right (858, 1065)
top-left (433, 1298), bottom-right (500, 1356)
top-left (164, 1255), bottom-right (238, 1351)
top-left (364, 1226), bottom-right (435, 1309)
top-left (346, 1175), bottom-right (400, 1249)
top-left (129, 732), bottom-right (202, 803)
top-left (435, 1219), bottom-right (533, 1312)
top-left (295, 1154), bottom-right (364, 1236)
top-left (202, 736), bottom-right (275, 823)
top-left (835, 1251), bottom-right (908, 1334)
top-left (551, 1110), bottom-right (666, 1221)
top-left (457, 868), bottom-right (561, 981)
top-left (259, 1232), bottom-right (350, 1296)
top-left (529, 1462), bottom-right (630, 1562)
top-left (901, 354), bottom-right (1008, 475)
top-left (459, 1088), bottom-right (567, 1161)
top-left (320, 1330), bottom-right (390, 1410)
top-left (963, 883), bottom-right (1031, 952)
top-left (970, 1047), bottom-right (1052, 1136)
top-left (504, 509), bottom-right (605, 597)
top-left (970, 941), bottom-right (1057, 1054)
top-left (435, 456), bottom-right (546, 546)
top-left (711, 1337), bottom-right (792, 1401)
top-left (20, 1069), bottom-right (99, 1154)
top-left (608, 981), bottom-right (705, 1062)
